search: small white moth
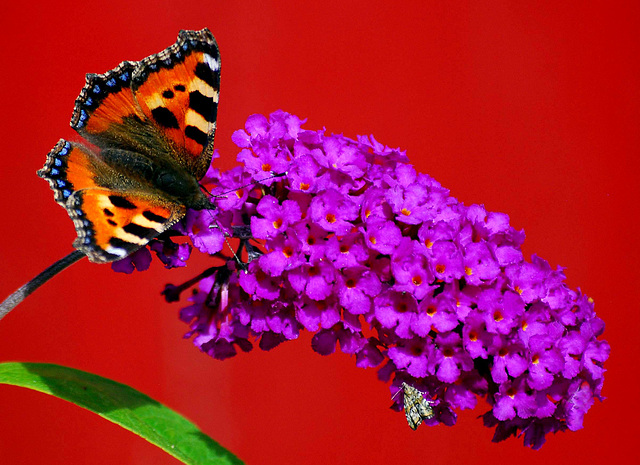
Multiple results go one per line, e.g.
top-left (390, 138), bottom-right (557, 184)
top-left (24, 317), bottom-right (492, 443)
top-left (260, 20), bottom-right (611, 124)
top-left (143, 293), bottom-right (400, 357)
top-left (395, 382), bottom-right (434, 430)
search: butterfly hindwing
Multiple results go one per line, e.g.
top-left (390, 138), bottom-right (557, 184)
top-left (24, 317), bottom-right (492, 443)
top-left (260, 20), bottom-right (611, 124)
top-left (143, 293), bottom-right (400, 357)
top-left (38, 140), bottom-right (112, 206)
top-left (38, 140), bottom-right (187, 263)
top-left (69, 28), bottom-right (220, 179)
top-left (67, 189), bottom-right (185, 263)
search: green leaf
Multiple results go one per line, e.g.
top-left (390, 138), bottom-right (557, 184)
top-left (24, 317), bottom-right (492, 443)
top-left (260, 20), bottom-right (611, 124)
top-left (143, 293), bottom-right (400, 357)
top-left (0, 362), bottom-right (243, 465)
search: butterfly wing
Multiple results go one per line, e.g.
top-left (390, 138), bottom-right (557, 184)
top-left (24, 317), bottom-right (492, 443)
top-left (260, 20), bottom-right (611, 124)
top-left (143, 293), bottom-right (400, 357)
top-left (70, 28), bottom-right (220, 180)
top-left (132, 29), bottom-right (220, 179)
top-left (67, 188), bottom-right (185, 263)
top-left (38, 140), bottom-right (185, 263)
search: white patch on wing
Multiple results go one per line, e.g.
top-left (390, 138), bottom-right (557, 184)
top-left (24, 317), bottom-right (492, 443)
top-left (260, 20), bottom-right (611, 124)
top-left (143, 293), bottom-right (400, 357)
top-left (132, 213), bottom-right (166, 230)
top-left (185, 109), bottom-right (210, 133)
top-left (106, 245), bottom-right (128, 257)
top-left (203, 53), bottom-right (220, 72)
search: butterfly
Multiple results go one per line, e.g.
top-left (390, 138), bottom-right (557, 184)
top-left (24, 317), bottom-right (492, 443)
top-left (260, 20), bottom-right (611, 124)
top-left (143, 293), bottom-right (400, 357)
top-left (37, 28), bottom-right (220, 263)
top-left (398, 382), bottom-right (434, 430)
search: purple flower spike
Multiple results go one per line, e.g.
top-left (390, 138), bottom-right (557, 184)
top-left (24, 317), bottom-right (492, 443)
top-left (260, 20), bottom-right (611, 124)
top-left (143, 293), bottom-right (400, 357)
top-left (147, 111), bottom-right (608, 449)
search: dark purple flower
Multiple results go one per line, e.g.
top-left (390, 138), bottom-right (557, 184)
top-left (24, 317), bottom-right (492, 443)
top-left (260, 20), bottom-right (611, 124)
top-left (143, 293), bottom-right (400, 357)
top-left (427, 332), bottom-right (474, 383)
top-left (493, 377), bottom-right (537, 421)
top-left (526, 332), bottom-right (565, 390)
top-left (146, 111), bottom-right (609, 449)
top-left (356, 340), bottom-right (385, 368)
top-left (251, 196), bottom-right (302, 240)
top-left (505, 255), bottom-right (551, 303)
top-left (391, 237), bottom-right (435, 299)
top-left (178, 210), bottom-right (225, 255)
top-left (388, 338), bottom-right (431, 378)
top-left (564, 379), bottom-right (597, 431)
top-left (258, 233), bottom-right (304, 276)
top-left (429, 240), bottom-right (465, 282)
top-left (111, 247), bottom-right (152, 273)
top-left (412, 292), bottom-right (459, 335)
top-left (478, 287), bottom-right (525, 335)
top-left (316, 135), bottom-right (368, 179)
top-left (462, 312), bottom-right (497, 359)
top-left (238, 261), bottom-right (281, 300)
top-left (582, 339), bottom-right (610, 380)
top-left (295, 296), bottom-right (341, 331)
top-left (324, 232), bottom-right (369, 268)
top-left (336, 267), bottom-right (381, 315)
top-left (292, 220), bottom-right (328, 262)
top-left (286, 153), bottom-right (323, 193)
top-left (308, 189), bottom-right (359, 235)
top-left (558, 331), bottom-right (586, 378)
top-left (463, 242), bottom-right (501, 286)
top-left (149, 240), bottom-right (191, 268)
top-left (373, 290), bottom-right (418, 339)
top-left (490, 337), bottom-right (528, 383)
top-left (287, 260), bottom-right (336, 301)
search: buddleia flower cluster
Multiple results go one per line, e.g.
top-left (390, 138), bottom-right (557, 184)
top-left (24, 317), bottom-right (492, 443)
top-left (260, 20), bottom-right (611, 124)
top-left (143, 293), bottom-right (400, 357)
top-left (115, 110), bottom-right (610, 449)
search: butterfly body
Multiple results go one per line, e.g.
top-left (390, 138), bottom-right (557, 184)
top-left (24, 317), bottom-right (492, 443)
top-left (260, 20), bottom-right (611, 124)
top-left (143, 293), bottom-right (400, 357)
top-left (38, 29), bottom-right (220, 263)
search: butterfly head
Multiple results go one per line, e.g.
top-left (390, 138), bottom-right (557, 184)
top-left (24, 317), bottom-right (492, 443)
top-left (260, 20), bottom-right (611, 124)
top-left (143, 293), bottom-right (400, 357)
top-left (152, 167), bottom-right (215, 211)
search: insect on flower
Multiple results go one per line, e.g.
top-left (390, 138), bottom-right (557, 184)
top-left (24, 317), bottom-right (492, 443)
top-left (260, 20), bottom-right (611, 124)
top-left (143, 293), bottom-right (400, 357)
top-left (395, 382), bottom-right (434, 430)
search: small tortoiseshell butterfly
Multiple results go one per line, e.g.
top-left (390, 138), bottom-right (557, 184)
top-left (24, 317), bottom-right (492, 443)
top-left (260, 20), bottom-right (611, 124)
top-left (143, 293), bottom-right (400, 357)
top-left (38, 29), bottom-right (220, 263)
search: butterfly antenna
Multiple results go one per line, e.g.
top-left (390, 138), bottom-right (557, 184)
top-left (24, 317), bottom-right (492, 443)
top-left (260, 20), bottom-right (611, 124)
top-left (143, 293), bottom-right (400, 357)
top-left (199, 182), bottom-right (213, 197)
top-left (0, 250), bottom-right (85, 321)
top-left (202, 210), bottom-right (247, 270)
top-left (206, 171), bottom-right (288, 203)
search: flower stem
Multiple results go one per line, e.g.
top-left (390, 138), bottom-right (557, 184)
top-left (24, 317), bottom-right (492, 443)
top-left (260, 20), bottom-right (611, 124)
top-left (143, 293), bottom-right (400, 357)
top-left (161, 266), bottom-right (220, 302)
top-left (0, 250), bottom-right (85, 321)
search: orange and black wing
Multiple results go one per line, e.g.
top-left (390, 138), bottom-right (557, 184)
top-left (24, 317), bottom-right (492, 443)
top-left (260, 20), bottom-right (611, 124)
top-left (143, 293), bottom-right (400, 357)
top-left (70, 28), bottom-right (220, 180)
top-left (38, 140), bottom-right (185, 263)
top-left (66, 188), bottom-right (185, 263)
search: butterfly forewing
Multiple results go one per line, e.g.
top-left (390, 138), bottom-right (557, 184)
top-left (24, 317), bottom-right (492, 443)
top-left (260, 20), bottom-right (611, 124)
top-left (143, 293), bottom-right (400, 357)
top-left (132, 29), bottom-right (220, 179)
top-left (70, 61), bottom-right (167, 160)
top-left (70, 28), bottom-right (220, 180)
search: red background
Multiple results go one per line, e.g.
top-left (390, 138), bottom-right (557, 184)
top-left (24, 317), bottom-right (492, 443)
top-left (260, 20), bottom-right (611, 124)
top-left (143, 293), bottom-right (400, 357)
top-left (0, 1), bottom-right (638, 464)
